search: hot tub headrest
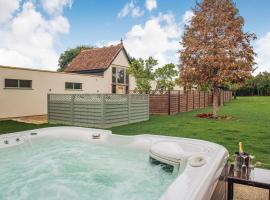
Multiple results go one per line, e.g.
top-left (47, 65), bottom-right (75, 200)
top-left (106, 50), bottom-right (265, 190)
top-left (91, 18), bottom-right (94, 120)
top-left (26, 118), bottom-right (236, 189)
top-left (149, 141), bottom-right (184, 166)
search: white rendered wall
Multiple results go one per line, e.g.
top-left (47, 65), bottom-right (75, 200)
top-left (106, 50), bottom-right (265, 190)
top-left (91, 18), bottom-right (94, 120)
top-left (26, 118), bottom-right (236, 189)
top-left (0, 66), bottom-right (106, 119)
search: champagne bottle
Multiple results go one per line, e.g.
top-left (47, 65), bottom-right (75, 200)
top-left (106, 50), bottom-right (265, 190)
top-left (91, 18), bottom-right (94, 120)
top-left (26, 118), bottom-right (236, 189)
top-left (239, 142), bottom-right (244, 154)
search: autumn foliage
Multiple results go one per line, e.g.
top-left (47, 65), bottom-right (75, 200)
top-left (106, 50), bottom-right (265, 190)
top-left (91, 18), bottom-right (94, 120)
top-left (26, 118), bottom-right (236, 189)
top-left (179, 0), bottom-right (256, 117)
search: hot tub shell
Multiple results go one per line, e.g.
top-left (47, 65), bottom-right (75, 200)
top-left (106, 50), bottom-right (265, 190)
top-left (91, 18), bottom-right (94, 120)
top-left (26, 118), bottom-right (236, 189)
top-left (0, 127), bottom-right (228, 200)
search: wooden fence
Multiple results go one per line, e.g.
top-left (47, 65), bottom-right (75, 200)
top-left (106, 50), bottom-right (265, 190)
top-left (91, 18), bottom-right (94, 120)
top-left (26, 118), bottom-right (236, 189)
top-left (48, 94), bottom-right (149, 128)
top-left (149, 90), bottom-right (232, 115)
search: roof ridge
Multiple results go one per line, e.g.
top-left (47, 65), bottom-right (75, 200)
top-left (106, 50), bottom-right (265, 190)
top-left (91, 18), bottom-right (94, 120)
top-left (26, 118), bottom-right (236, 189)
top-left (81, 43), bottom-right (122, 52)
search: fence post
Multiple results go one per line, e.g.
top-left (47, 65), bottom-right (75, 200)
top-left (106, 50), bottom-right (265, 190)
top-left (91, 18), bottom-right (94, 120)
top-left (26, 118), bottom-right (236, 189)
top-left (101, 94), bottom-right (105, 127)
top-left (168, 90), bottom-right (171, 115)
top-left (147, 94), bottom-right (150, 120)
top-left (192, 90), bottom-right (195, 110)
top-left (186, 91), bottom-right (188, 112)
top-left (220, 90), bottom-right (223, 106)
top-left (198, 91), bottom-right (201, 109)
top-left (203, 92), bottom-right (208, 108)
top-left (71, 94), bottom-right (75, 125)
top-left (47, 94), bottom-right (50, 123)
top-left (178, 90), bottom-right (180, 113)
top-left (128, 94), bottom-right (131, 123)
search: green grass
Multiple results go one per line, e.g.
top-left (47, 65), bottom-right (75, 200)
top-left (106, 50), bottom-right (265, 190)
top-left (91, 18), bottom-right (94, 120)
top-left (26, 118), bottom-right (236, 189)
top-left (0, 97), bottom-right (269, 168)
top-left (110, 97), bottom-right (270, 168)
top-left (0, 120), bottom-right (56, 134)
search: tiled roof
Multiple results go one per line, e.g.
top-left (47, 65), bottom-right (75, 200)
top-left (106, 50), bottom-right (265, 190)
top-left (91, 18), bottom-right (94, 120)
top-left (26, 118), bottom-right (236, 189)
top-left (65, 43), bottom-right (126, 72)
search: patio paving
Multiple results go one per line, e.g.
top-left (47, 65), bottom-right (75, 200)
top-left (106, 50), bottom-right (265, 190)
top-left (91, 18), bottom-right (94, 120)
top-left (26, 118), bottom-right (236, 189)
top-left (235, 184), bottom-right (268, 200)
top-left (12, 115), bottom-right (48, 124)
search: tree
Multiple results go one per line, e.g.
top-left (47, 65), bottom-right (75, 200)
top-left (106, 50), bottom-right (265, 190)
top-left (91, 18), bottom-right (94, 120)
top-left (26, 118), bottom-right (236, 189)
top-left (225, 82), bottom-right (240, 99)
top-left (254, 72), bottom-right (270, 95)
top-left (236, 72), bottom-right (270, 96)
top-left (127, 57), bottom-right (157, 93)
top-left (244, 78), bottom-right (256, 96)
top-left (180, 0), bottom-right (256, 118)
top-left (57, 45), bottom-right (93, 72)
top-left (154, 63), bottom-right (178, 91)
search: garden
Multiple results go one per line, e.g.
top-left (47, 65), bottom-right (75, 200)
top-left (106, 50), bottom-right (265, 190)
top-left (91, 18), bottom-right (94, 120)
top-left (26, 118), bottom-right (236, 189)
top-left (1, 96), bottom-right (269, 169)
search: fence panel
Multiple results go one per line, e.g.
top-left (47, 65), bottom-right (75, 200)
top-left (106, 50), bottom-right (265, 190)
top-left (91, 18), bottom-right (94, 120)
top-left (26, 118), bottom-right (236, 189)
top-left (193, 91), bottom-right (200, 109)
top-left (179, 93), bottom-right (187, 112)
top-left (149, 94), bottom-right (168, 114)
top-left (130, 94), bottom-right (149, 123)
top-left (199, 92), bottom-right (205, 108)
top-left (170, 94), bottom-right (179, 115)
top-left (148, 90), bottom-right (232, 115)
top-left (187, 91), bottom-right (194, 111)
top-left (48, 94), bottom-right (149, 128)
top-left (204, 92), bottom-right (209, 107)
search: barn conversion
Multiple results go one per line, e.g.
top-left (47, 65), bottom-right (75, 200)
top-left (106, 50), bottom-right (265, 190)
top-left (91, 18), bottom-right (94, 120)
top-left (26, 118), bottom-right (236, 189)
top-left (0, 43), bottom-right (135, 119)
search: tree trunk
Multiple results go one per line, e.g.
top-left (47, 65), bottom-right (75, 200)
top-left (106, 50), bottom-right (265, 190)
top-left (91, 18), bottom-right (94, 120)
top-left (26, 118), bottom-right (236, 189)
top-left (233, 91), bottom-right (237, 99)
top-left (212, 87), bottom-right (220, 118)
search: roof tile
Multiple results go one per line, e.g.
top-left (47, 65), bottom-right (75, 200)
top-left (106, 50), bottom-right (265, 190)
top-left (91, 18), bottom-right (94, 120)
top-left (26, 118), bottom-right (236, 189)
top-left (65, 43), bottom-right (124, 72)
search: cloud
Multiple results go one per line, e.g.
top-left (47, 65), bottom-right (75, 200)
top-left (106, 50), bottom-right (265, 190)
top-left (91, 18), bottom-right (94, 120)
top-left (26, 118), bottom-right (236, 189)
top-left (101, 12), bottom-right (189, 68)
top-left (0, 1), bottom-right (70, 70)
top-left (104, 8), bottom-right (208, 68)
top-left (119, 13), bottom-right (182, 67)
top-left (41, 0), bottom-right (73, 15)
top-left (145, 0), bottom-right (157, 11)
top-left (118, 0), bottom-right (144, 18)
top-left (182, 10), bottom-right (194, 25)
top-left (0, 0), bottom-right (19, 23)
top-left (254, 32), bottom-right (270, 74)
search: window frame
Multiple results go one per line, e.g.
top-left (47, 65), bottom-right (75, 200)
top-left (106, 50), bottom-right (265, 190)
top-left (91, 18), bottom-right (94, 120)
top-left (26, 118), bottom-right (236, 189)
top-left (116, 67), bottom-right (125, 84)
top-left (111, 66), bottom-right (129, 94)
top-left (4, 79), bottom-right (32, 89)
top-left (65, 82), bottom-right (82, 90)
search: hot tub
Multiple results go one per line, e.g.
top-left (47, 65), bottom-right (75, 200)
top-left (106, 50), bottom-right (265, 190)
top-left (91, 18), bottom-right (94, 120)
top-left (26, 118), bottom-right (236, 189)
top-left (0, 127), bottom-right (228, 200)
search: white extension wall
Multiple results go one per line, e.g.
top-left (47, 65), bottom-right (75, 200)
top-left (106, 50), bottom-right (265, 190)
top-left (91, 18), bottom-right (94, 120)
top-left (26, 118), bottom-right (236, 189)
top-left (0, 66), bottom-right (109, 119)
top-left (0, 49), bottom-right (134, 119)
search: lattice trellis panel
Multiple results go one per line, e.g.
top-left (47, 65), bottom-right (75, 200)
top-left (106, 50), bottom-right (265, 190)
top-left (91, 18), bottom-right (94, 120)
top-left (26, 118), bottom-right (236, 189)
top-left (74, 94), bottom-right (102, 103)
top-left (105, 94), bottom-right (128, 103)
top-left (49, 94), bottom-right (73, 102)
top-left (48, 94), bottom-right (149, 128)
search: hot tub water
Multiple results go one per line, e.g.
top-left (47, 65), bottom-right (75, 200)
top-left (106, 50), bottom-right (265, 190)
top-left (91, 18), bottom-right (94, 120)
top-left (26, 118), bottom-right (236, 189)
top-left (0, 138), bottom-right (178, 200)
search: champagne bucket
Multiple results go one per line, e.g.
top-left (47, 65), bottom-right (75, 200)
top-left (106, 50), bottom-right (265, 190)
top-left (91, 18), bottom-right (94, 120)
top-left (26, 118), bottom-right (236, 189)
top-left (234, 152), bottom-right (253, 179)
top-left (234, 152), bottom-right (250, 171)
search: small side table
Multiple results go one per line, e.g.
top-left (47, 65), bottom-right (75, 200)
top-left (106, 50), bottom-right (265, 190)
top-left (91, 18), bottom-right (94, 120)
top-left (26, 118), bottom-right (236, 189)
top-left (227, 164), bottom-right (270, 200)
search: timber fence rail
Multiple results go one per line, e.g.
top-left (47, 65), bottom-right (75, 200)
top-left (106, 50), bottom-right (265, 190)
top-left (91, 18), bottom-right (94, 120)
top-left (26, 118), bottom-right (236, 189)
top-left (48, 94), bottom-right (149, 128)
top-left (137, 90), bottom-right (232, 115)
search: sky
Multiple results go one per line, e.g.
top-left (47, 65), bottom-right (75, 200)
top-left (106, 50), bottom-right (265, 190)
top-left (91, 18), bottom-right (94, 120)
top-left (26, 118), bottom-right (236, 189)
top-left (0, 0), bottom-right (269, 74)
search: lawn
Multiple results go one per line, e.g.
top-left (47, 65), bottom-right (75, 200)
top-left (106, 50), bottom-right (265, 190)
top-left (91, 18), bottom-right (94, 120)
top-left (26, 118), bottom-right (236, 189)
top-left (111, 96), bottom-right (270, 168)
top-left (0, 97), bottom-right (269, 168)
top-left (0, 120), bottom-right (57, 134)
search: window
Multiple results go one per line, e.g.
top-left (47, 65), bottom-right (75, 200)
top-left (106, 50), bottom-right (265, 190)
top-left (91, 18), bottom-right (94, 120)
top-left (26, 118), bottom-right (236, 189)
top-left (111, 66), bottom-right (129, 94)
top-left (65, 82), bottom-right (73, 89)
top-left (117, 68), bottom-right (125, 84)
top-left (65, 82), bottom-right (82, 90)
top-left (20, 80), bottom-right (32, 88)
top-left (74, 83), bottom-right (82, 90)
top-left (112, 67), bottom-right (116, 83)
top-left (112, 85), bottom-right (116, 94)
top-left (5, 79), bottom-right (32, 89)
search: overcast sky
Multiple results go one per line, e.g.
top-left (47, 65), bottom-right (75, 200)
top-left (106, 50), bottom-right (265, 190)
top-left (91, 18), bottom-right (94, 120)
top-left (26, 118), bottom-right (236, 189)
top-left (0, 0), bottom-right (269, 74)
